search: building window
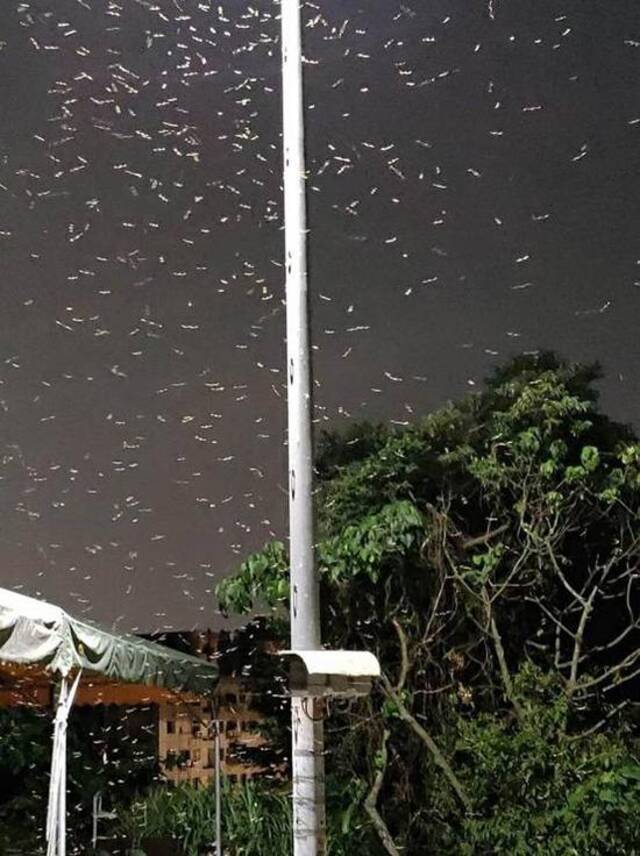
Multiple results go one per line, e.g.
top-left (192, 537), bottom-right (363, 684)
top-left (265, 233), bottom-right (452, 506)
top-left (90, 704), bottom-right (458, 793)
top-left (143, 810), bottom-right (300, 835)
top-left (167, 720), bottom-right (175, 734)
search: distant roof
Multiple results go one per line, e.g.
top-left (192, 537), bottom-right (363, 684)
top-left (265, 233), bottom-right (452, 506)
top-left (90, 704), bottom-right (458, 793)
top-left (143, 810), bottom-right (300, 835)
top-left (0, 587), bottom-right (219, 698)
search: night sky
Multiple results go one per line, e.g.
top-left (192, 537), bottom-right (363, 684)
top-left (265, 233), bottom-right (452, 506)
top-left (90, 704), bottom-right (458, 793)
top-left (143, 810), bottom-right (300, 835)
top-left (0, 0), bottom-right (638, 630)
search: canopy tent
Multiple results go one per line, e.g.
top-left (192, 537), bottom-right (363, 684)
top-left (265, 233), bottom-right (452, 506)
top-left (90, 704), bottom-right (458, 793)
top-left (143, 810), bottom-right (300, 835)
top-left (0, 586), bottom-right (219, 855)
top-left (0, 586), bottom-right (217, 696)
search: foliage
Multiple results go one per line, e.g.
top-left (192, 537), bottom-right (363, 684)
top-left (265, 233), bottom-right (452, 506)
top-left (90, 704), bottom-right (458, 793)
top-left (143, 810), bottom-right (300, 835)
top-left (117, 783), bottom-right (218, 855)
top-left (217, 352), bottom-right (640, 854)
top-left (219, 779), bottom-right (291, 855)
top-left (0, 705), bottom-right (159, 854)
top-left (0, 707), bottom-right (50, 850)
top-left (117, 776), bottom-right (376, 856)
top-left (164, 749), bottom-right (192, 770)
top-left (457, 665), bottom-right (640, 855)
top-left (218, 541), bottom-right (289, 616)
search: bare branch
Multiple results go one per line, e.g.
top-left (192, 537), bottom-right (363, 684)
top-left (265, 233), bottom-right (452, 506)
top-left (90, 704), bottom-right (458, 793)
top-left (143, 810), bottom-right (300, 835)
top-left (576, 647), bottom-right (640, 693)
top-left (567, 585), bottom-right (598, 696)
top-left (461, 523), bottom-right (509, 551)
top-left (381, 673), bottom-right (472, 814)
top-left (482, 588), bottom-right (525, 720)
top-left (546, 543), bottom-right (589, 607)
top-left (392, 617), bottom-right (410, 692)
top-left (364, 729), bottom-right (402, 856)
top-left (568, 701), bottom-right (630, 743)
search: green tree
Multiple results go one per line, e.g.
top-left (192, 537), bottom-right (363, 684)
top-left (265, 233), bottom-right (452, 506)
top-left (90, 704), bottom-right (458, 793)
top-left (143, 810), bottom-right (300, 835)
top-left (218, 353), bottom-right (640, 854)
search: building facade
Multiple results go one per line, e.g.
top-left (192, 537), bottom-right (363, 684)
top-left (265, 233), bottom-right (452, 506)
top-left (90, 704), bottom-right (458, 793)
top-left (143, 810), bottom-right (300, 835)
top-left (156, 676), bottom-right (270, 787)
top-left (149, 627), bottom-right (283, 787)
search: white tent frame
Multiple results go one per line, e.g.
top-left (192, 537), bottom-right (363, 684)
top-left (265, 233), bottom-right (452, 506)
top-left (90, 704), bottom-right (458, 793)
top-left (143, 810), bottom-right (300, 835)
top-left (0, 587), bottom-right (219, 855)
top-left (46, 672), bottom-right (82, 856)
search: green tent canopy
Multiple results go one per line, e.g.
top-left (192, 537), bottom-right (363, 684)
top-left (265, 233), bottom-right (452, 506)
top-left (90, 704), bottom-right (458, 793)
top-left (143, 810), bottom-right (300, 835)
top-left (0, 586), bottom-right (219, 856)
top-left (0, 586), bottom-right (218, 697)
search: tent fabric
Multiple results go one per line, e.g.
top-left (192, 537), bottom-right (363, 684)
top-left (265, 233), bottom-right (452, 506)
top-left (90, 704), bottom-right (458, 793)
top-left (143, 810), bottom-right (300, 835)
top-left (0, 587), bottom-right (218, 696)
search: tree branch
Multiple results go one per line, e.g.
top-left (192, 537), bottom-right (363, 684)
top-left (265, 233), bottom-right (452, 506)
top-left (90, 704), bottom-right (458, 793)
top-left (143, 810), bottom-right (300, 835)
top-left (392, 617), bottom-right (410, 692)
top-left (567, 584), bottom-right (598, 696)
top-left (462, 523), bottom-right (509, 551)
top-left (482, 589), bottom-right (525, 721)
top-left (568, 701), bottom-right (629, 743)
top-left (381, 673), bottom-right (472, 813)
top-left (364, 729), bottom-right (402, 856)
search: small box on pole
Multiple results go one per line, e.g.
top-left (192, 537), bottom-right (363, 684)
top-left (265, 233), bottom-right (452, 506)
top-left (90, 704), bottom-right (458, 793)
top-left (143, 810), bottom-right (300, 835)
top-left (280, 650), bottom-right (381, 699)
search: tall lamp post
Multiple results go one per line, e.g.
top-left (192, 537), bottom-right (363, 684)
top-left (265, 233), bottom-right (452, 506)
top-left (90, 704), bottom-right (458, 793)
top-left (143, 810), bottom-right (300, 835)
top-left (280, 4), bottom-right (381, 854)
top-left (280, 0), bottom-right (327, 853)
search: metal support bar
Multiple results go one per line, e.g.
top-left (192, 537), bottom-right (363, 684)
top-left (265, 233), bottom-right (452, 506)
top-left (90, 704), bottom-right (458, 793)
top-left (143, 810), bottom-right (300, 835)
top-left (215, 717), bottom-right (222, 856)
top-left (92, 792), bottom-right (118, 850)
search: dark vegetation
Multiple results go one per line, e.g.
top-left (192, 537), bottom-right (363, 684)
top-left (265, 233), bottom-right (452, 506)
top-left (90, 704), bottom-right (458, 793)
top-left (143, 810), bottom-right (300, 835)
top-left (218, 353), bottom-right (640, 854)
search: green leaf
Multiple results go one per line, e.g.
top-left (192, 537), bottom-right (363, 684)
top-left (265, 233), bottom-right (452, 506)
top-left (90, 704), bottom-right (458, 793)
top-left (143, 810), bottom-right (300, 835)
top-left (580, 446), bottom-right (600, 472)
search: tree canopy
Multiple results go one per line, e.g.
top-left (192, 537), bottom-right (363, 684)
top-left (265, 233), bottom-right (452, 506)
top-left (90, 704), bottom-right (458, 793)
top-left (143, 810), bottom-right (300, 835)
top-left (218, 353), bottom-right (640, 854)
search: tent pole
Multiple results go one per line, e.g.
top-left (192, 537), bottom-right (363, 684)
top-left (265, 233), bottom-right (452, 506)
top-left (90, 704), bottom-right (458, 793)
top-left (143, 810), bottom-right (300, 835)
top-left (47, 678), bottom-right (66, 856)
top-left (59, 718), bottom-right (66, 856)
top-left (47, 672), bottom-right (81, 856)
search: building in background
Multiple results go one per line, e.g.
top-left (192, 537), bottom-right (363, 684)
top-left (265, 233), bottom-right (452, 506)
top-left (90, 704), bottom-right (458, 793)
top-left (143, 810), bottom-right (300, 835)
top-left (156, 676), bottom-right (269, 787)
top-left (148, 625), bottom-right (285, 787)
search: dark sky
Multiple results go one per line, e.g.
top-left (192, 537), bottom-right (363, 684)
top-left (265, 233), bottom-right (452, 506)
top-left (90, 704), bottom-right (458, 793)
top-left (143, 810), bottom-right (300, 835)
top-left (0, 0), bottom-right (638, 631)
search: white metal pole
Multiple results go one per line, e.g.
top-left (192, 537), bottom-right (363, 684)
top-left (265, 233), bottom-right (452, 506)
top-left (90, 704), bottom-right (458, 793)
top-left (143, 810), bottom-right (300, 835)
top-left (47, 677), bottom-right (67, 856)
top-left (281, 1), bottom-right (326, 854)
top-left (47, 672), bottom-right (81, 856)
top-left (215, 719), bottom-right (222, 855)
top-left (58, 717), bottom-right (66, 856)
top-left (92, 795), bottom-right (99, 851)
